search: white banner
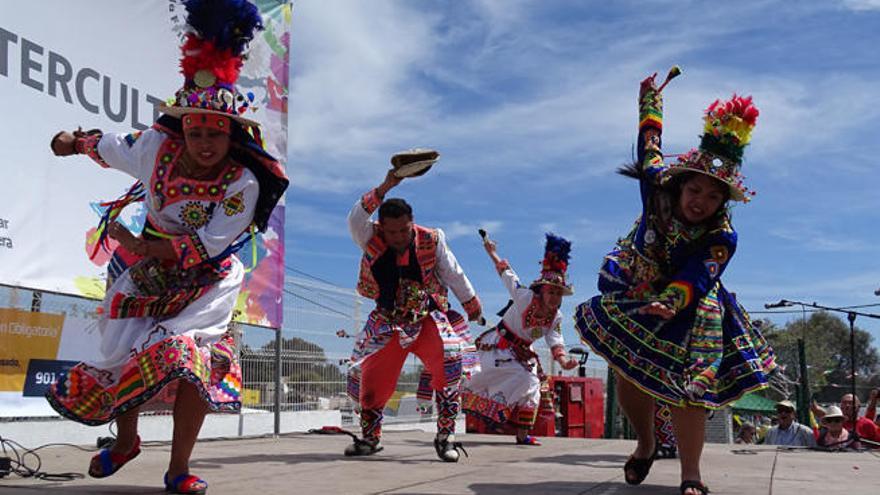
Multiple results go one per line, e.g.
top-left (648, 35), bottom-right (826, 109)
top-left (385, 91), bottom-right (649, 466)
top-left (0, 0), bottom-right (290, 327)
top-left (0, 1), bottom-right (291, 415)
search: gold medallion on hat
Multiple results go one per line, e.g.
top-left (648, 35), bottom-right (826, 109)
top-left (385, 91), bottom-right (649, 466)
top-left (194, 70), bottom-right (217, 89)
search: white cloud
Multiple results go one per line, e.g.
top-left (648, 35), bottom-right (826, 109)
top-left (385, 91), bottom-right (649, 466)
top-left (732, 270), bottom-right (880, 307)
top-left (539, 218), bottom-right (623, 247)
top-left (840, 0), bottom-right (880, 11)
top-left (768, 220), bottom-right (871, 253)
top-left (440, 220), bottom-right (503, 240)
top-left (285, 202), bottom-right (349, 238)
top-left (289, 2), bottom-right (880, 196)
top-left (289, 1), bottom-right (443, 192)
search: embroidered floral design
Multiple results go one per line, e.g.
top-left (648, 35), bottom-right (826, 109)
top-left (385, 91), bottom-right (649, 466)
top-left (178, 201), bottom-right (212, 229)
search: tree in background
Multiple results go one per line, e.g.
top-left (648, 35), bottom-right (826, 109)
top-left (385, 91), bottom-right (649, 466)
top-left (762, 312), bottom-right (880, 402)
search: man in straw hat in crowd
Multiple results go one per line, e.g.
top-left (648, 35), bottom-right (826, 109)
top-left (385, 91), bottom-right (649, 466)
top-left (813, 393), bottom-right (880, 448)
top-left (764, 400), bottom-right (816, 447)
top-left (344, 150), bottom-right (482, 462)
top-left (816, 405), bottom-right (850, 449)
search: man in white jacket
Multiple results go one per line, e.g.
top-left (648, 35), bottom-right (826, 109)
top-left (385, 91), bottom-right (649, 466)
top-left (345, 169), bottom-right (482, 462)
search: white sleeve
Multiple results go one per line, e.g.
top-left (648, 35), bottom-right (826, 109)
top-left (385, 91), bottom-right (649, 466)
top-left (543, 313), bottom-right (565, 349)
top-left (95, 128), bottom-right (165, 182)
top-left (348, 194), bottom-right (377, 250)
top-left (499, 266), bottom-right (532, 300)
top-left (171, 169), bottom-right (259, 269)
top-left (435, 228), bottom-right (477, 305)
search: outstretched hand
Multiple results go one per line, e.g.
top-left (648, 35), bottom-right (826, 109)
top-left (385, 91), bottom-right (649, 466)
top-left (639, 301), bottom-right (675, 320)
top-left (107, 222), bottom-right (140, 254)
top-left (559, 357), bottom-right (578, 370)
top-left (50, 128), bottom-right (84, 156)
top-left (377, 169), bottom-right (403, 197)
top-left (639, 72), bottom-right (658, 98)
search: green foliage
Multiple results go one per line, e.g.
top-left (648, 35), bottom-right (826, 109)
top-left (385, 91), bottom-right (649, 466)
top-left (762, 312), bottom-right (880, 402)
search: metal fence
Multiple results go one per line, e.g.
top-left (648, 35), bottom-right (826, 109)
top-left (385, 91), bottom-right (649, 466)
top-left (2, 278), bottom-right (605, 431)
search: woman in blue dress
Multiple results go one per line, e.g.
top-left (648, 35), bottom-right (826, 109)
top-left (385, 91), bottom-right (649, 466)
top-left (574, 68), bottom-right (776, 495)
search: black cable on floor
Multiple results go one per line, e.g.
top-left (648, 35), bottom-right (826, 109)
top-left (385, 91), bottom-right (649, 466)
top-left (0, 434), bottom-right (89, 481)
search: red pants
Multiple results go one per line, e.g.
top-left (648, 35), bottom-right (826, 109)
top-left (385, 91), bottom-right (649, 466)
top-left (358, 317), bottom-right (460, 439)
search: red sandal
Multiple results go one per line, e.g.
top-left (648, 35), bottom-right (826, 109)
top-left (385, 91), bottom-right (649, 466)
top-left (515, 435), bottom-right (542, 446)
top-left (88, 436), bottom-right (141, 478)
top-left (164, 472), bottom-right (208, 494)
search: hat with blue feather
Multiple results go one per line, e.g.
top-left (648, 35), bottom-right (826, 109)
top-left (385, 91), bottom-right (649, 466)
top-left (530, 233), bottom-right (574, 296)
top-left (156, 0), bottom-right (264, 128)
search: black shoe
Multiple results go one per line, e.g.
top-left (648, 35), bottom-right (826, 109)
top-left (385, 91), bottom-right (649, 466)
top-left (344, 438), bottom-right (383, 457)
top-left (434, 435), bottom-right (468, 462)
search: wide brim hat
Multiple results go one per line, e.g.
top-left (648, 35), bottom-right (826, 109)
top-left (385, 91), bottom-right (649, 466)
top-left (157, 103), bottom-right (261, 128)
top-left (529, 274), bottom-right (574, 296)
top-left (159, 0), bottom-right (264, 129)
top-left (662, 94), bottom-right (759, 203)
top-left (823, 405), bottom-right (845, 419)
top-left (662, 151), bottom-right (746, 202)
top-left (530, 233), bottom-right (574, 296)
top-left (391, 148), bottom-right (440, 178)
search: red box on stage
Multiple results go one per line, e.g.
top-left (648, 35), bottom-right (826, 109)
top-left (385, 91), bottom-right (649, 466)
top-left (465, 376), bottom-right (604, 439)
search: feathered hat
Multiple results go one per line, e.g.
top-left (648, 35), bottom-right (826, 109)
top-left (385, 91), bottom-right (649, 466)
top-left (663, 93), bottom-right (760, 202)
top-left (156, 0), bottom-right (264, 127)
top-left (529, 233), bottom-right (574, 296)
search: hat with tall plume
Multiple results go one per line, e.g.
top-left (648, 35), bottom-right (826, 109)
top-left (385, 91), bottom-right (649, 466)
top-left (156, 0), bottom-right (264, 127)
top-left (663, 92), bottom-right (760, 202)
top-left (529, 233), bottom-right (574, 296)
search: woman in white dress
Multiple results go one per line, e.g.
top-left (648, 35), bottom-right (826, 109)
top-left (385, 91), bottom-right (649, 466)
top-left (461, 234), bottom-right (578, 445)
top-left (45, 1), bottom-right (287, 493)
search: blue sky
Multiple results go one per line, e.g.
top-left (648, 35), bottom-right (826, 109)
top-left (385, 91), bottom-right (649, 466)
top-left (284, 0), bottom-right (880, 356)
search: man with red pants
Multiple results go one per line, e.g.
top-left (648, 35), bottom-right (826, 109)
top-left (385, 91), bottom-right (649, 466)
top-left (345, 167), bottom-right (482, 462)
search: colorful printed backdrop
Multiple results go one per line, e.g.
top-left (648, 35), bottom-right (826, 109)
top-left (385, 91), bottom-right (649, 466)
top-left (0, 0), bottom-right (290, 328)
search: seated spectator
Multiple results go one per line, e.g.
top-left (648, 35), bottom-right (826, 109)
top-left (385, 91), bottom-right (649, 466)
top-left (816, 406), bottom-right (850, 450)
top-left (735, 422), bottom-right (756, 444)
top-left (814, 393), bottom-right (880, 448)
top-left (867, 389), bottom-right (879, 427)
top-left (763, 400), bottom-right (816, 447)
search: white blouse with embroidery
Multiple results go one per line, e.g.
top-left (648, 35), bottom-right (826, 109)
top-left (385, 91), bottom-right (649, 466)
top-left (97, 128), bottom-right (258, 267)
top-left (496, 267), bottom-right (565, 349)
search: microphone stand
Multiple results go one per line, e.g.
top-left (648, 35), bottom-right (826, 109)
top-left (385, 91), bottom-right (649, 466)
top-left (765, 299), bottom-right (880, 449)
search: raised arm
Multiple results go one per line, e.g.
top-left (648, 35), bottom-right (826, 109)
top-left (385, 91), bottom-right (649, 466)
top-left (636, 73), bottom-right (669, 202)
top-left (51, 127), bottom-right (165, 181)
top-left (348, 170), bottom-right (402, 249)
top-left (482, 236), bottom-right (523, 298)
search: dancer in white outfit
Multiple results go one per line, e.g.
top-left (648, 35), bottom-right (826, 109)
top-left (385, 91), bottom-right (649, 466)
top-left (462, 233), bottom-right (578, 445)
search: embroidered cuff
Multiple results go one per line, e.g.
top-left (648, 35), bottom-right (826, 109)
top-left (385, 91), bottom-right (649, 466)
top-left (75, 133), bottom-right (110, 168)
top-left (658, 280), bottom-right (694, 312)
top-left (461, 295), bottom-right (481, 317)
top-left (638, 89), bottom-right (663, 132)
top-left (172, 233), bottom-right (209, 269)
top-left (550, 344), bottom-right (566, 360)
top-left (495, 258), bottom-right (511, 275)
top-left (361, 188), bottom-right (382, 214)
